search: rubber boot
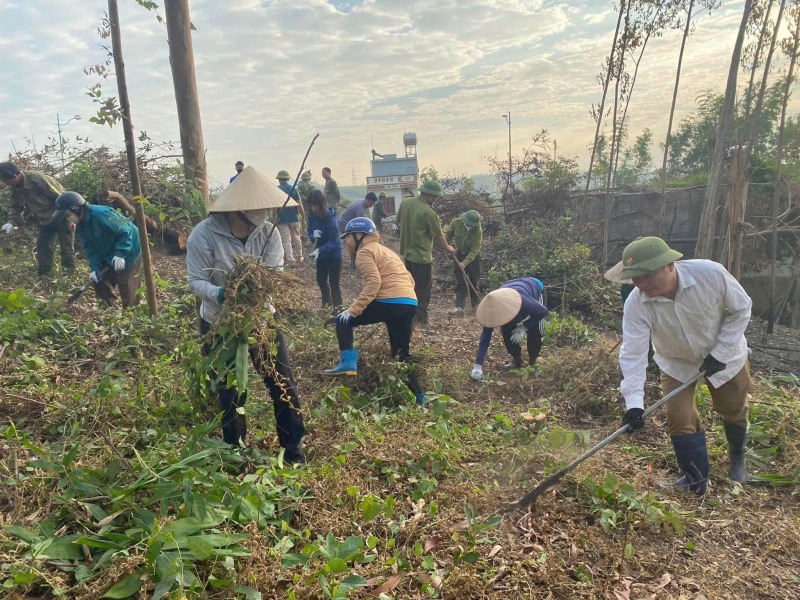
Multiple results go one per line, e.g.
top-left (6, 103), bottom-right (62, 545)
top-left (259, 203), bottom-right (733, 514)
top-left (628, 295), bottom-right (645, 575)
top-left (670, 430), bottom-right (709, 495)
top-left (324, 348), bottom-right (358, 376)
top-left (283, 444), bottom-right (305, 465)
top-left (724, 423), bottom-right (748, 484)
top-left (414, 391), bottom-right (426, 407)
top-left (503, 356), bottom-right (523, 370)
top-left (222, 414), bottom-right (247, 447)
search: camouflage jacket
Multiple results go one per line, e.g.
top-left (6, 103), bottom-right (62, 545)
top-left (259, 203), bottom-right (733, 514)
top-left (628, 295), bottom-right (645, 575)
top-left (324, 177), bottom-right (341, 209)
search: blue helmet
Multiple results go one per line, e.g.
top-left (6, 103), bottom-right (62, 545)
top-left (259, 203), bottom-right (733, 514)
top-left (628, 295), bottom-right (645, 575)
top-left (341, 217), bottom-right (377, 238)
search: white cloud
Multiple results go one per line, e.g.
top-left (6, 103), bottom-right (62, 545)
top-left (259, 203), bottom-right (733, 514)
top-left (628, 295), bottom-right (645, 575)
top-left (0, 0), bottom-right (792, 189)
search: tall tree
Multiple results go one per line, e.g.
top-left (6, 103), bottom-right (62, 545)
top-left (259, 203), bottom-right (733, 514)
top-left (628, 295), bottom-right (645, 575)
top-left (165, 0), bottom-right (209, 201)
top-left (586, 2), bottom-right (626, 194)
top-left (768, 0), bottom-right (800, 332)
top-left (107, 0), bottom-right (158, 315)
top-left (695, 0), bottom-right (754, 259)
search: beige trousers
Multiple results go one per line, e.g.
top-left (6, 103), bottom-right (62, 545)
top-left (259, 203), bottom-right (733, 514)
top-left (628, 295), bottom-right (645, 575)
top-left (277, 223), bottom-right (303, 263)
top-left (662, 362), bottom-right (750, 436)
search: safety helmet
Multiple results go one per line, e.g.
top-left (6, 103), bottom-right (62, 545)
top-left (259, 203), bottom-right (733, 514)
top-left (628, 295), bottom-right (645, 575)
top-left (52, 191), bottom-right (87, 220)
top-left (463, 210), bottom-right (480, 227)
top-left (341, 217), bottom-right (378, 238)
top-left (276, 169), bottom-right (291, 180)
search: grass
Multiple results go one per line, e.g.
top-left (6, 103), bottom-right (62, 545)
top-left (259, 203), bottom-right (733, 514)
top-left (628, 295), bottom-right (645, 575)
top-left (1, 231), bottom-right (799, 599)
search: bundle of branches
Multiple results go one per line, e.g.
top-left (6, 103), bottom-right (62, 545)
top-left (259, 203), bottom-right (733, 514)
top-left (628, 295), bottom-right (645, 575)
top-left (200, 256), bottom-right (306, 396)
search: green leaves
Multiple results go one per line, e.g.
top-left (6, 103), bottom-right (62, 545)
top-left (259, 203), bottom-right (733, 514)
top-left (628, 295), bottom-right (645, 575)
top-left (102, 574), bottom-right (143, 598)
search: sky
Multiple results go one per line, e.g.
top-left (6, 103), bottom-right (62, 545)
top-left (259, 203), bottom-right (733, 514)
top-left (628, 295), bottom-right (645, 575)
top-left (0, 0), bottom-right (784, 190)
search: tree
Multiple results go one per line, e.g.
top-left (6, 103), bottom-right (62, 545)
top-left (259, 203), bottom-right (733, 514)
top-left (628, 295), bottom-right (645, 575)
top-left (419, 164), bottom-right (440, 185)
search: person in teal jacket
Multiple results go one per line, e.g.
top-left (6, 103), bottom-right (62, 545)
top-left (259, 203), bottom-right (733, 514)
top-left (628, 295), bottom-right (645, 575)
top-left (53, 192), bottom-right (142, 307)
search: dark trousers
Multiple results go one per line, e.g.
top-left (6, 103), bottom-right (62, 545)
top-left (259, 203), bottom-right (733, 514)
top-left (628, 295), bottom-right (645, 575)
top-left (404, 260), bottom-right (432, 325)
top-left (36, 221), bottom-right (76, 275)
top-left (93, 256), bottom-right (142, 308)
top-left (200, 319), bottom-right (305, 449)
top-left (454, 252), bottom-right (481, 309)
top-left (316, 259), bottom-right (342, 308)
top-left (335, 301), bottom-right (422, 395)
top-left (501, 322), bottom-right (543, 365)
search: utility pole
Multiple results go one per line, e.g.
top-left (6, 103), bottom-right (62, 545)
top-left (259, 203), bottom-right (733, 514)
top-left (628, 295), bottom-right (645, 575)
top-left (165, 0), bottom-right (209, 201)
top-left (107, 0), bottom-right (158, 316)
top-left (502, 111), bottom-right (512, 204)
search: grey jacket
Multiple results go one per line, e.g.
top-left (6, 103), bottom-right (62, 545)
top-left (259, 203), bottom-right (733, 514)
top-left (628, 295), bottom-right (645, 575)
top-left (186, 213), bottom-right (284, 323)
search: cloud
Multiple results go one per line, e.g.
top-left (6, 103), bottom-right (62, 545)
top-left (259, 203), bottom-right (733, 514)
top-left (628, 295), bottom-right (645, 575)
top-left (0, 0), bottom-right (790, 189)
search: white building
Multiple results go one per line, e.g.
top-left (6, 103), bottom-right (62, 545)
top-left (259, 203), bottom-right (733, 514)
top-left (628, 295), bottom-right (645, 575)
top-left (366, 132), bottom-right (419, 214)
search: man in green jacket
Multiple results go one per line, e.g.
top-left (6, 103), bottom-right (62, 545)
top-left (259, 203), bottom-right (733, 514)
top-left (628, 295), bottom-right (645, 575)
top-left (297, 170), bottom-right (315, 216)
top-left (1, 162), bottom-right (76, 275)
top-left (53, 192), bottom-right (142, 307)
top-left (396, 180), bottom-right (455, 325)
top-left (445, 210), bottom-right (483, 315)
top-left (322, 167), bottom-right (341, 210)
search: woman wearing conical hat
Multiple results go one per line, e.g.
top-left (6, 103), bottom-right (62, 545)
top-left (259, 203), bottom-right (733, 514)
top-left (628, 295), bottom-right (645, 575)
top-left (186, 166), bottom-right (306, 463)
top-left (470, 277), bottom-right (549, 381)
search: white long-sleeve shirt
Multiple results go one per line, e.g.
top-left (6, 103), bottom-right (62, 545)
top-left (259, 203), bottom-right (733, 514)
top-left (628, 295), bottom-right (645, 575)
top-left (619, 259), bottom-right (752, 410)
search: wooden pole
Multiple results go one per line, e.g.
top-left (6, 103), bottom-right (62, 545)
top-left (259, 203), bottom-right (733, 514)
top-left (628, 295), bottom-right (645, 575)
top-left (107, 0), bottom-right (158, 316)
top-left (165, 0), bottom-right (209, 201)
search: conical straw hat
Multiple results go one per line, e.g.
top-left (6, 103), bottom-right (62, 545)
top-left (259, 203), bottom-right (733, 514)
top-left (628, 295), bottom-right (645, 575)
top-left (208, 166), bottom-right (299, 212)
top-left (476, 287), bottom-right (522, 328)
top-left (603, 260), bottom-right (632, 285)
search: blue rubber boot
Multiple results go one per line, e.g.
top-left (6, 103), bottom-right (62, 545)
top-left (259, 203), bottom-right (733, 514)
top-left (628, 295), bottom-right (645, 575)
top-left (671, 430), bottom-right (709, 495)
top-left (324, 349), bottom-right (358, 376)
top-left (414, 392), bottom-right (426, 407)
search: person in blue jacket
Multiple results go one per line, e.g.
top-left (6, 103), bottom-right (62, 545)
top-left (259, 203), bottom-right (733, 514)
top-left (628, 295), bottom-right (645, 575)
top-left (470, 277), bottom-right (549, 380)
top-left (306, 189), bottom-right (343, 308)
top-left (53, 191), bottom-right (142, 308)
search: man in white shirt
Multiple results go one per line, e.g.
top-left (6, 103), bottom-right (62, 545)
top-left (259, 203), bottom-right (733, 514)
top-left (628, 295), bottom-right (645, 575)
top-left (618, 237), bottom-right (752, 494)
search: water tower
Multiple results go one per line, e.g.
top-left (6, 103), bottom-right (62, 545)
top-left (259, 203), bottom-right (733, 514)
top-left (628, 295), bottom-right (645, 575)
top-left (367, 133), bottom-right (420, 214)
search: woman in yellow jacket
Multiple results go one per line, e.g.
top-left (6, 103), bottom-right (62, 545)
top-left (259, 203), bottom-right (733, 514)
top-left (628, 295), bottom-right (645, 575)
top-left (324, 217), bottom-right (426, 405)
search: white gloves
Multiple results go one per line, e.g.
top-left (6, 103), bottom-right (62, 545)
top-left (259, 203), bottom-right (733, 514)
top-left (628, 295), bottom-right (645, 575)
top-left (112, 256), bottom-right (126, 271)
top-left (313, 229), bottom-right (323, 239)
top-left (470, 364), bottom-right (484, 381)
top-left (510, 323), bottom-right (527, 345)
top-left (1, 223), bottom-right (13, 234)
top-left (309, 248), bottom-right (320, 262)
top-left (336, 309), bottom-right (354, 324)
top-left (89, 271), bottom-right (101, 283)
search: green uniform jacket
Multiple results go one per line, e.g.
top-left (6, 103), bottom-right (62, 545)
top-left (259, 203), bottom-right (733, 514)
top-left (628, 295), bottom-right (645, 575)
top-left (444, 217), bottom-right (482, 267)
top-left (324, 177), bottom-right (341, 209)
top-left (297, 180), bottom-right (315, 211)
top-left (8, 171), bottom-right (64, 226)
top-left (396, 196), bottom-right (442, 264)
top-left (78, 204), bottom-right (141, 273)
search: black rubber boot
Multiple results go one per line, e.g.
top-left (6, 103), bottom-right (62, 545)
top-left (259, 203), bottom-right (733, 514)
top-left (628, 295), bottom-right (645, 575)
top-left (222, 414), bottom-right (247, 447)
top-left (503, 356), bottom-right (523, 369)
top-left (670, 430), bottom-right (709, 495)
top-left (724, 423), bottom-right (748, 484)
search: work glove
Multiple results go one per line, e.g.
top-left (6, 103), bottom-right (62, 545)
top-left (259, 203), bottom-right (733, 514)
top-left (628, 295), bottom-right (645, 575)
top-left (336, 309), bottom-right (354, 325)
top-left (459, 261), bottom-right (466, 270)
top-left (313, 229), bottom-right (323, 239)
top-left (701, 354), bottom-right (726, 377)
top-left (1, 223), bottom-right (13, 234)
top-left (510, 323), bottom-right (527, 345)
top-left (622, 407), bottom-right (645, 432)
top-left (470, 363), bottom-right (484, 381)
top-left (309, 248), bottom-right (320, 262)
top-left (89, 271), bottom-right (101, 283)
top-left (216, 287), bottom-right (225, 305)
top-left (111, 256), bottom-right (126, 272)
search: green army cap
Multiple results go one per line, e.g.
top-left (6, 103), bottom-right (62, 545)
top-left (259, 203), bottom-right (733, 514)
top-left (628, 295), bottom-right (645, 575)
top-left (378, 191), bottom-right (387, 198)
top-left (276, 169), bottom-right (291, 180)
top-left (418, 180), bottom-right (443, 197)
top-left (462, 210), bottom-right (480, 227)
top-left (620, 236), bottom-right (683, 279)
top-left (301, 170), bottom-right (311, 181)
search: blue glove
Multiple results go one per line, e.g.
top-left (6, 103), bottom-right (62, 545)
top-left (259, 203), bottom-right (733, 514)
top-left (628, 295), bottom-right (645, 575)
top-left (216, 287), bottom-right (225, 304)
